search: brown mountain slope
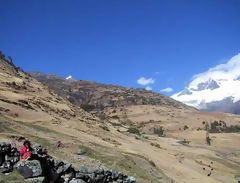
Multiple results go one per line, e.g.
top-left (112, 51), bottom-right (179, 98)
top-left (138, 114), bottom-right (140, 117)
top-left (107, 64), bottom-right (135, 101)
top-left (0, 55), bottom-right (173, 182)
top-left (30, 72), bottom-right (240, 183)
top-left (31, 72), bottom-right (195, 112)
top-left (31, 72), bottom-right (240, 133)
top-left (0, 57), bottom-right (97, 123)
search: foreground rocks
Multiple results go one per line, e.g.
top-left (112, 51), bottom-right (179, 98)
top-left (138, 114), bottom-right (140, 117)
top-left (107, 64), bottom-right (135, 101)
top-left (0, 142), bottom-right (19, 173)
top-left (0, 142), bottom-right (137, 183)
top-left (16, 160), bottom-right (42, 179)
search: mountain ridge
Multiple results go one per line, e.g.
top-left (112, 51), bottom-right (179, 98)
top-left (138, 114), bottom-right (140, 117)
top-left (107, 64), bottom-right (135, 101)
top-left (31, 72), bottom-right (195, 115)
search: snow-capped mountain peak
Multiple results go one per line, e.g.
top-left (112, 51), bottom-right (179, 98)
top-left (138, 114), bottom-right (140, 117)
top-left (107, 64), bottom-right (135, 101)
top-left (66, 75), bottom-right (73, 80)
top-left (172, 53), bottom-right (240, 114)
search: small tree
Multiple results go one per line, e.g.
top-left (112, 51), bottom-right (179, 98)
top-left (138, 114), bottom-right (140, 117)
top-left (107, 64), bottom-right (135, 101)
top-left (204, 122), bottom-right (210, 131)
top-left (206, 131), bottom-right (211, 146)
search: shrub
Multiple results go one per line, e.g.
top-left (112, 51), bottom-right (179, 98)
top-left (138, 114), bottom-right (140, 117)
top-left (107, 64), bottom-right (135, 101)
top-left (80, 104), bottom-right (95, 112)
top-left (153, 127), bottom-right (165, 137)
top-left (150, 142), bottom-right (161, 148)
top-left (127, 127), bottom-right (140, 135)
top-left (183, 125), bottom-right (189, 130)
top-left (111, 115), bottom-right (119, 119)
top-left (149, 160), bottom-right (156, 167)
top-left (208, 120), bottom-right (240, 133)
top-left (100, 125), bottom-right (110, 131)
top-left (177, 139), bottom-right (190, 145)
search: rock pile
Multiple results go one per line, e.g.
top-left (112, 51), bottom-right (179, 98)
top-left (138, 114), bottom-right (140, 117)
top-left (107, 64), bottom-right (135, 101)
top-left (0, 142), bottom-right (136, 183)
top-left (0, 142), bottom-right (20, 173)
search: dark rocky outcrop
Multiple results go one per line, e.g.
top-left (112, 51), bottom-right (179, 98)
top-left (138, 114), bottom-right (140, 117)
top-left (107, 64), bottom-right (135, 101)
top-left (16, 160), bottom-right (42, 179)
top-left (0, 142), bottom-right (137, 183)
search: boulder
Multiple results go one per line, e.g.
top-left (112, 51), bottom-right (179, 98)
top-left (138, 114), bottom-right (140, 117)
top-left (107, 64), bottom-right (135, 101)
top-left (0, 143), bottom-right (19, 173)
top-left (56, 162), bottom-right (72, 175)
top-left (69, 178), bottom-right (86, 183)
top-left (16, 160), bottom-right (42, 178)
top-left (126, 176), bottom-right (136, 183)
top-left (25, 176), bottom-right (45, 183)
top-left (0, 161), bottom-right (13, 173)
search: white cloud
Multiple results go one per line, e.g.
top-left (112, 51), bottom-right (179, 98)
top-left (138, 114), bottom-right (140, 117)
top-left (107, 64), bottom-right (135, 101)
top-left (145, 86), bottom-right (152, 91)
top-left (160, 87), bottom-right (173, 93)
top-left (137, 77), bottom-right (155, 86)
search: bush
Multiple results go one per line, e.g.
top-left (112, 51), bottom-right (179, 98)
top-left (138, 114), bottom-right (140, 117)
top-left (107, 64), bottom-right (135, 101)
top-left (100, 125), bottom-right (110, 131)
top-left (208, 120), bottom-right (240, 133)
top-left (177, 139), bottom-right (190, 145)
top-left (150, 142), bottom-right (161, 148)
top-left (153, 127), bottom-right (165, 137)
top-left (183, 125), bottom-right (189, 130)
top-left (127, 127), bottom-right (140, 135)
top-left (111, 115), bottom-right (119, 119)
top-left (80, 104), bottom-right (95, 112)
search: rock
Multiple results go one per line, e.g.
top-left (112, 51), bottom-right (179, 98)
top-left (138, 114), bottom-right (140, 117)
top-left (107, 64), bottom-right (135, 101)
top-left (25, 176), bottom-right (45, 183)
top-left (0, 143), bottom-right (19, 173)
top-left (56, 162), bottom-right (72, 175)
top-left (0, 155), bottom-right (4, 165)
top-left (78, 165), bottom-right (96, 174)
top-left (75, 172), bottom-right (89, 181)
top-left (69, 178), bottom-right (86, 183)
top-left (61, 172), bottom-right (75, 183)
top-left (0, 142), bottom-right (137, 183)
top-left (16, 160), bottom-right (42, 178)
top-left (32, 144), bottom-right (48, 158)
top-left (77, 149), bottom-right (87, 155)
top-left (0, 161), bottom-right (13, 173)
top-left (127, 176), bottom-right (136, 183)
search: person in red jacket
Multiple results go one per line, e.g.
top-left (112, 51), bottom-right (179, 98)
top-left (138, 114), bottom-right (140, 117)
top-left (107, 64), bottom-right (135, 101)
top-left (19, 140), bottom-right (32, 160)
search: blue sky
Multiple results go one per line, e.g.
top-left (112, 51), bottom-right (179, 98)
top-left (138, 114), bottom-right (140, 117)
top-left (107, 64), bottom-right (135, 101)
top-left (0, 0), bottom-right (240, 95)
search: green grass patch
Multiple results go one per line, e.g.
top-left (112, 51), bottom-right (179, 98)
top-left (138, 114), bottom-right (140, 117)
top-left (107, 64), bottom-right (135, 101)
top-left (81, 144), bottom-right (165, 183)
top-left (0, 170), bottom-right (25, 183)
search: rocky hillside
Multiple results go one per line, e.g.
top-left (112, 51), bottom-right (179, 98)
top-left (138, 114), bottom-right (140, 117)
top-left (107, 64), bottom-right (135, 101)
top-left (0, 54), bottom-right (97, 123)
top-left (31, 72), bottom-right (195, 114)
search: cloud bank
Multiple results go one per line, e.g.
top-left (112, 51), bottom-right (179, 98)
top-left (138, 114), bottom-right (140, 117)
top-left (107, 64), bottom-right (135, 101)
top-left (137, 77), bottom-right (155, 86)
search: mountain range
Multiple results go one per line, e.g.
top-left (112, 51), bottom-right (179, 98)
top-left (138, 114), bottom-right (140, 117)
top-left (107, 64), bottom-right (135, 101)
top-left (0, 53), bottom-right (240, 183)
top-left (172, 53), bottom-right (240, 114)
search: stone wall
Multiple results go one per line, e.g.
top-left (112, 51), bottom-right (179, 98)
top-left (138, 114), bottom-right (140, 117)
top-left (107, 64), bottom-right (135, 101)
top-left (0, 142), bottom-right (136, 183)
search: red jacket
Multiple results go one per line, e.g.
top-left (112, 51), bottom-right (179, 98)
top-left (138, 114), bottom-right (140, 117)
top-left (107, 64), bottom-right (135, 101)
top-left (20, 146), bottom-right (32, 160)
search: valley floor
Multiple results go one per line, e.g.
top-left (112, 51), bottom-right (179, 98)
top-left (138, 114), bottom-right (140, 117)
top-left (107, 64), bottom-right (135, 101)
top-left (1, 115), bottom-right (240, 183)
